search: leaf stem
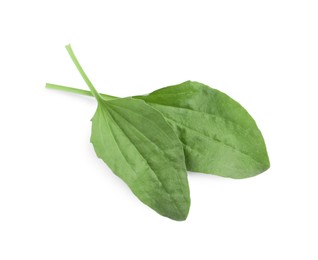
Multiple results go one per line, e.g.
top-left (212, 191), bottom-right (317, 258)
top-left (45, 83), bottom-right (118, 101)
top-left (65, 44), bottom-right (103, 102)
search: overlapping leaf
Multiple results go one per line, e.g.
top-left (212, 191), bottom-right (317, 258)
top-left (135, 81), bottom-right (270, 178)
top-left (59, 45), bottom-right (190, 221)
top-left (91, 97), bottom-right (190, 220)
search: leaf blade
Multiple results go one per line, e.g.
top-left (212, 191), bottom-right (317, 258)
top-left (135, 81), bottom-right (270, 178)
top-left (90, 98), bottom-right (190, 220)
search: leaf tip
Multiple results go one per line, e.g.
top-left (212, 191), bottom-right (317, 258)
top-left (170, 198), bottom-right (191, 221)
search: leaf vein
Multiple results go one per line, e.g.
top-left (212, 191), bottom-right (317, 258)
top-left (105, 103), bottom-right (184, 214)
top-left (146, 102), bottom-right (257, 137)
top-left (164, 116), bottom-right (263, 166)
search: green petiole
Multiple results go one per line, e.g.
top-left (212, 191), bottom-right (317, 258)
top-left (45, 83), bottom-right (118, 101)
top-left (65, 44), bottom-right (111, 103)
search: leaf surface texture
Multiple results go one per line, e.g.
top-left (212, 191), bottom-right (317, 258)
top-left (135, 81), bottom-right (270, 178)
top-left (90, 97), bottom-right (190, 220)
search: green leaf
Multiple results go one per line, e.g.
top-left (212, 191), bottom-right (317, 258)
top-left (90, 97), bottom-right (191, 220)
top-left (62, 44), bottom-right (190, 220)
top-left (135, 81), bottom-right (270, 179)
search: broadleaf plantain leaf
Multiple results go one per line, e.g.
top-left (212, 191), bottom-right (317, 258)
top-left (90, 97), bottom-right (190, 220)
top-left (62, 44), bottom-right (190, 221)
top-left (135, 81), bottom-right (270, 178)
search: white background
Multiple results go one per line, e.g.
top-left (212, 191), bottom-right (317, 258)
top-left (1, 0), bottom-right (317, 259)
